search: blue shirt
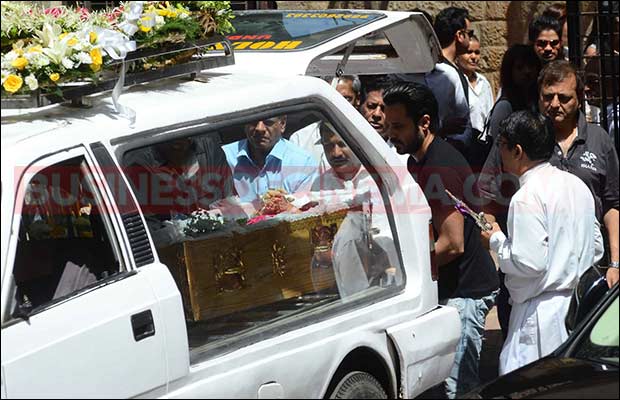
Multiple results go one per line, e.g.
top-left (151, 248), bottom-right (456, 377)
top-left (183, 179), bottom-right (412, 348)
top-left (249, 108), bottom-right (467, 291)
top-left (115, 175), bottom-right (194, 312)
top-left (222, 138), bottom-right (318, 202)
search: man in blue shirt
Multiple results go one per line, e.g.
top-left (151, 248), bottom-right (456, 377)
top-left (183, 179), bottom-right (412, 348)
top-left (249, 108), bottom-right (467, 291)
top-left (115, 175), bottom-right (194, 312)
top-left (222, 116), bottom-right (318, 203)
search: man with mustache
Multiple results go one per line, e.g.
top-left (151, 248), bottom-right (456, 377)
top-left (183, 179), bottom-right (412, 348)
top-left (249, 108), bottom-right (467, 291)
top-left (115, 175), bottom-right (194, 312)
top-left (307, 122), bottom-right (401, 297)
top-left (222, 116), bottom-right (317, 204)
top-left (383, 82), bottom-right (498, 399)
top-left (538, 61), bottom-right (619, 287)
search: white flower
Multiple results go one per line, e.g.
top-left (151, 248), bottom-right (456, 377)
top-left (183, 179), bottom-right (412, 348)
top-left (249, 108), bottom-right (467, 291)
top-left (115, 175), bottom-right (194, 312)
top-left (76, 52), bottom-right (93, 64)
top-left (1, 70), bottom-right (8, 84)
top-left (31, 54), bottom-right (51, 68)
top-left (155, 15), bottom-right (165, 26)
top-left (62, 57), bottom-right (75, 69)
top-left (25, 74), bottom-right (38, 90)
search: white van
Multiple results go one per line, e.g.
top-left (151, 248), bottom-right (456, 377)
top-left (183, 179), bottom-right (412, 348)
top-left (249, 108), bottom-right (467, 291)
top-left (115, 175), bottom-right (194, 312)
top-left (1, 11), bottom-right (460, 400)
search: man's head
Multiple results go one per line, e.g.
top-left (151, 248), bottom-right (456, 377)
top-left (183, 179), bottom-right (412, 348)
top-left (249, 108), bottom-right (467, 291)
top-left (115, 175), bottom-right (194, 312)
top-left (538, 60), bottom-right (583, 127)
top-left (497, 110), bottom-right (555, 176)
top-left (320, 122), bottom-right (361, 179)
top-left (383, 82), bottom-right (439, 155)
top-left (245, 116), bottom-right (287, 154)
top-left (336, 75), bottom-right (362, 108)
top-left (360, 80), bottom-right (387, 139)
top-left (155, 137), bottom-right (193, 166)
top-left (529, 14), bottom-right (563, 63)
top-left (457, 34), bottom-right (481, 76)
top-left (434, 7), bottom-right (472, 54)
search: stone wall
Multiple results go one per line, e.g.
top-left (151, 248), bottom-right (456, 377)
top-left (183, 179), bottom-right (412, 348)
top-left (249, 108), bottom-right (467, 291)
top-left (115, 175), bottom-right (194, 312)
top-left (277, 1), bottom-right (590, 94)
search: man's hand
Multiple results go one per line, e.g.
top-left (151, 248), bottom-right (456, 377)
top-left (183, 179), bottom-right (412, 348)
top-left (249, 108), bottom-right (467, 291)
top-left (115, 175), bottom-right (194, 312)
top-left (480, 222), bottom-right (502, 250)
top-left (606, 267), bottom-right (619, 288)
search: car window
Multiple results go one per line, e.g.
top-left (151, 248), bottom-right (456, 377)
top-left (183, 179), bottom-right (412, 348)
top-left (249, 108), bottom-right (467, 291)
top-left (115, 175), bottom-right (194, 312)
top-left (121, 108), bottom-right (404, 356)
top-left (574, 295), bottom-right (619, 365)
top-left (228, 11), bottom-right (384, 51)
top-left (10, 156), bottom-right (124, 318)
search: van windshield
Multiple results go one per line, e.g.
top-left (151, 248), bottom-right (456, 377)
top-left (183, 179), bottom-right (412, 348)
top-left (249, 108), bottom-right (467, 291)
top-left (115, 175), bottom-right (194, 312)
top-left (227, 11), bottom-right (385, 51)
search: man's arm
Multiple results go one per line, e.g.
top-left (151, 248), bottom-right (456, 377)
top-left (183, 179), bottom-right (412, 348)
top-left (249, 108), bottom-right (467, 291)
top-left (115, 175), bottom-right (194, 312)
top-left (604, 208), bottom-right (619, 287)
top-left (486, 200), bottom-right (549, 278)
top-left (434, 207), bottom-right (465, 266)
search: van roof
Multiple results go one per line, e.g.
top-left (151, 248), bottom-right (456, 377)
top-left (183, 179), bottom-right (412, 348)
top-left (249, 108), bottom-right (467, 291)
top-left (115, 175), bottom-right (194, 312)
top-left (0, 73), bottom-right (331, 158)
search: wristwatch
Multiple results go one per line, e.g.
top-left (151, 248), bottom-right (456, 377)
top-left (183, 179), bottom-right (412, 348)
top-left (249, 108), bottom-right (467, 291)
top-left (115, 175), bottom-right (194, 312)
top-left (609, 261), bottom-right (620, 269)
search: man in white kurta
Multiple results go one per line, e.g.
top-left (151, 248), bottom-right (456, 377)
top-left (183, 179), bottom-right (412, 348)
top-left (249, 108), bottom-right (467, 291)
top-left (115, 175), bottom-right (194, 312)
top-left (481, 111), bottom-right (604, 375)
top-left (297, 123), bottom-right (401, 298)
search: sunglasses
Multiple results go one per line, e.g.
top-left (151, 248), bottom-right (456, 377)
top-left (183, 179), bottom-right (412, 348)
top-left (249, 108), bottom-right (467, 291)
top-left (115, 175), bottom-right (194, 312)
top-left (535, 39), bottom-right (561, 48)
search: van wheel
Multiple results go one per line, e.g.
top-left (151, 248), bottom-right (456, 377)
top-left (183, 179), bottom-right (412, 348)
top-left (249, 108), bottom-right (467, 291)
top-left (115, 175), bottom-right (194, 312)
top-left (328, 371), bottom-right (388, 399)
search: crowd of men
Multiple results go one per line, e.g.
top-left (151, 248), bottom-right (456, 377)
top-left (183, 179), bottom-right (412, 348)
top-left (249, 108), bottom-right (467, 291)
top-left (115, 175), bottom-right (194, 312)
top-left (298, 5), bottom-right (618, 398)
top-left (129, 4), bottom-right (618, 398)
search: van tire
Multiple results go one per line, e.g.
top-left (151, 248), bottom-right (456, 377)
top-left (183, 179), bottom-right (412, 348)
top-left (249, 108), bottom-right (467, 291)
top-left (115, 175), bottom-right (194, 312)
top-left (328, 371), bottom-right (388, 399)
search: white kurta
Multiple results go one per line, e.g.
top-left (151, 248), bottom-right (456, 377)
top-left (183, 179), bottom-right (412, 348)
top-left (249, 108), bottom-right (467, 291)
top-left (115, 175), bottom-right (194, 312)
top-left (489, 162), bottom-right (604, 375)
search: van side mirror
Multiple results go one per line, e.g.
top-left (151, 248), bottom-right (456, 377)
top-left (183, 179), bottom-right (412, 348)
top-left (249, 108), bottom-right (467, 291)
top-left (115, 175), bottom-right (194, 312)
top-left (565, 265), bottom-right (609, 332)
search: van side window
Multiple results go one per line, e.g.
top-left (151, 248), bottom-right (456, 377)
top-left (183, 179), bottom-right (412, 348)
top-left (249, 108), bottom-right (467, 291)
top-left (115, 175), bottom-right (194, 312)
top-left (122, 110), bottom-right (404, 356)
top-left (12, 156), bottom-right (123, 315)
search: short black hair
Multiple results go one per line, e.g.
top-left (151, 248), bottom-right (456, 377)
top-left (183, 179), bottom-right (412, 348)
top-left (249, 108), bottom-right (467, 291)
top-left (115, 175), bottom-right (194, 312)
top-left (359, 75), bottom-right (391, 104)
top-left (538, 60), bottom-right (584, 102)
top-left (383, 82), bottom-right (439, 132)
top-left (528, 14), bottom-right (563, 42)
top-left (434, 7), bottom-right (470, 48)
top-left (498, 110), bottom-right (555, 162)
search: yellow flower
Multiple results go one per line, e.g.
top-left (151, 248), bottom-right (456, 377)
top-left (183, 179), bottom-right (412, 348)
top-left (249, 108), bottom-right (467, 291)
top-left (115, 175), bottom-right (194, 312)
top-left (11, 57), bottom-right (28, 70)
top-left (139, 24), bottom-right (152, 33)
top-left (67, 37), bottom-right (78, 46)
top-left (49, 73), bottom-right (60, 82)
top-left (90, 63), bottom-right (101, 72)
top-left (90, 47), bottom-right (103, 66)
top-left (89, 31), bottom-right (98, 44)
top-left (3, 74), bottom-right (23, 93)
top-left (59, 32), bottom-right (69, 40)
top-left (28, 45), bottom-right (43, 53)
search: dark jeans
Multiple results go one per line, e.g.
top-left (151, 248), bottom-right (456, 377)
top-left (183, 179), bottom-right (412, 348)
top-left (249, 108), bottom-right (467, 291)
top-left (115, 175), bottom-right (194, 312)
top-left (497, 270), bottom-right (512, 341)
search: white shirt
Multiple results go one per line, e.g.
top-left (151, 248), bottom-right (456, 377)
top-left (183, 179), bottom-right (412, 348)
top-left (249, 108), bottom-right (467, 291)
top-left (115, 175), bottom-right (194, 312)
top-left (424, 62), bottom-right (472, 140)
top-left (489, 162), bottom-right (604, 374)
top-left (467, 72), bottom-right (494, 133)
top-left (288, 122), bottom-right (329, 171)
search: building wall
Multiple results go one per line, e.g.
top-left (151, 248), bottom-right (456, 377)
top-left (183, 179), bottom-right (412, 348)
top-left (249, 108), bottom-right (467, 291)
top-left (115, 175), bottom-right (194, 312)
top-left (277, 1), bottom-right (593, 94)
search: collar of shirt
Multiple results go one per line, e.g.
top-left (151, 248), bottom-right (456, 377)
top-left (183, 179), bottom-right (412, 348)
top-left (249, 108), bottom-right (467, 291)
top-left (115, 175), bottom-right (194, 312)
top-left (518, 162), bottom-right (551, 187)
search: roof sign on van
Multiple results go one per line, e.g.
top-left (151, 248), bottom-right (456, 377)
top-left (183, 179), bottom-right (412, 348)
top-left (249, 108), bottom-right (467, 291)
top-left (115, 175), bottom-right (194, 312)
top-left (227, 10), bottom-right (384, 51)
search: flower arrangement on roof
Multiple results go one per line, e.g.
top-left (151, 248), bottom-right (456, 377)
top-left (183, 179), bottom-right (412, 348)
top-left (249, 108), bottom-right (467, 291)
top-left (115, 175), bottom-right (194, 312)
top-left (1, 1), bottom-right (234, 97)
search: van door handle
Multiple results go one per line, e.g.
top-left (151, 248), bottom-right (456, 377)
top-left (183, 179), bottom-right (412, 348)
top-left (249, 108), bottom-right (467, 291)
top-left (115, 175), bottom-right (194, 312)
top-left (131, 310), bottom-right (155, 342)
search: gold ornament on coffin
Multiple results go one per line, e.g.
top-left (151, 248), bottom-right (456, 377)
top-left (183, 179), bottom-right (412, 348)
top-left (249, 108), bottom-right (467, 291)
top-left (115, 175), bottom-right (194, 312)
top-left (271, 240), bottom-right (287, 277)
top-left (213, 247), bottom-right (246, 293)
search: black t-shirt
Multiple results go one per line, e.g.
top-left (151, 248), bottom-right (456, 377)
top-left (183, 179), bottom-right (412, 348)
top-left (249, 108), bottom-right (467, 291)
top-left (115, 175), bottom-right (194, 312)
top-left (549, 112), bottom-right (620, 222)
top-left (408, 137), bottom-right (499, 300)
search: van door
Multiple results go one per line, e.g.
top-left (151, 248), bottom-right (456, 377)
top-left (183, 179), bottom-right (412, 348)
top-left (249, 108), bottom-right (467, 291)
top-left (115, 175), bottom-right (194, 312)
top-left (1, 147), bottom-right (175, 398)
top-left (386, 305), bottom-right (461, 398)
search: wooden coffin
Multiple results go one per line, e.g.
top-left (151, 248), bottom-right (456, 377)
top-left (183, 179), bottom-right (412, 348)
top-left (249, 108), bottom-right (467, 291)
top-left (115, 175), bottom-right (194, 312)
top-left (158, 209), bottom-right (348, 321)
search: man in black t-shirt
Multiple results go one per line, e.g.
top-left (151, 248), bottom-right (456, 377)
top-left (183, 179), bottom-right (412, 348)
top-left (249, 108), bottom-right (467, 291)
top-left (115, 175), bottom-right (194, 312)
top-left (384, 82), bottom-right (499, 399)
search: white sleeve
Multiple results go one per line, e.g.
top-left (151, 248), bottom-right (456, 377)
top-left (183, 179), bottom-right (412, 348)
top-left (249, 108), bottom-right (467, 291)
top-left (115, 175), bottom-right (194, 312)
top-left (490, 200), bottom-right (549, 278)
top-left (593, 219), bottom-right (605, 265)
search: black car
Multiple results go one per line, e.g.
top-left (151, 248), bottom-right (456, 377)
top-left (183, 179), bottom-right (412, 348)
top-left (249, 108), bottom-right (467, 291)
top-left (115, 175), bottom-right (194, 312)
top-left (464, 277), bottom-right (619, 399)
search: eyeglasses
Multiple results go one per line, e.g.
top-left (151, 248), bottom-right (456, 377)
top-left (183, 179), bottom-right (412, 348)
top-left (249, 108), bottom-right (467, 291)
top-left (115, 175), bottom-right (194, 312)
top-left (461, 29), bottom-right (475, 38)
top-left (535, 39), bottom-right (561, 48)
